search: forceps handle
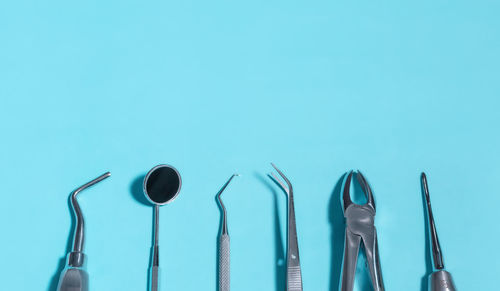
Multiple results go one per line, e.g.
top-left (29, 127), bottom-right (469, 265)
top-left (287, 264), bottom-right (303, 291)
top-left (218, 234), bottom-right (230, 291)
top-left (287, 200), bottom-right (303, 291)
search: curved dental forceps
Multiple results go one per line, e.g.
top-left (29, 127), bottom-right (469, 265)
top-left (269, 163), bottom-right (303, 291)
top-left (340, 171), bottom-right (384, 291)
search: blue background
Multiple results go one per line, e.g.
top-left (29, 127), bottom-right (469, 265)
top-left (1, 0), bottom-right (499, 290)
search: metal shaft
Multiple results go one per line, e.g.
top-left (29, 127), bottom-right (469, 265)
top-left (216, 174), bottom-right (238, 291)
top-left (421, 173), bottom-right (444, 270)
top-left (71, 172), bottom-right (111, 254)
top-left (216, 174), bottom-right (239, 291)
top-left (269, 164), bottom-right (303, 291)
top-left (150, 205), bottom-right (160, 291)
top-left (57, 172), bottom-right (110, 291)
top-left (421, 173), bottom-right (456, 291)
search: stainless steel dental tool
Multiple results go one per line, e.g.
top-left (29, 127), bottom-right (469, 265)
top-left (339, 171), bottom-right (384, 291)
top-left (421, 173), bottom-right (456, 291)
top-left (143, 165), bottom-right (182, 291)
top-left (269, 163), bottom-right (303, 291)
top-left (57, 172), bottom-right (111, 291)
top-left (216, 174), bottom-right (239, 291)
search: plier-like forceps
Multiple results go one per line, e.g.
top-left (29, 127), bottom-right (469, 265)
top-left (340, 171), bottom-right (385, 291)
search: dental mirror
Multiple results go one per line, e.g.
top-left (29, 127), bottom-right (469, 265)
top-left (143, 164), bottom-right (182, 291)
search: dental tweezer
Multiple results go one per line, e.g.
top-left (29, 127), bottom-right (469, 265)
top-left (270, 163), bottom-right (303, 291)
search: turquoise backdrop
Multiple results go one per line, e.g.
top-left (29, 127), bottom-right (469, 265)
top-left (1, 0), bottom-right (499, 290)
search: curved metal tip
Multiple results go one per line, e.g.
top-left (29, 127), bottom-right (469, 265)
top-left (421, 172), bottom-right (429, 196)
top-left (356, 170), bottom-right (375, 211)
top-left (73, 172), bottom-right (111, 197)
top-left (342, 171), bottom-right (354, 212)
top-left (70, 171), bottom-right (111, 254)
top-left (216, 174), bottom-right (239, 200)
top-left (217, 174), bottom-right (239, 235)
top-left (269, 163), bottom-right (293, 195)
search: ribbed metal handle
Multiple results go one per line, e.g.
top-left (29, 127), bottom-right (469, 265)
top-left (287, 265), bottom-right (303, 291)
top-left (218, 234), bottom-right (230, 291)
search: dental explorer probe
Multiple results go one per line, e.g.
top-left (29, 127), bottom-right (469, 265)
top-left (216, 174), bottom-right (239, 291)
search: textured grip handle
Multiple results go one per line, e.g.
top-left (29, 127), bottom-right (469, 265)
top-left (287, 265), bottom-right (303, 291)
top-left (218, 234), bottom-right (230, 291)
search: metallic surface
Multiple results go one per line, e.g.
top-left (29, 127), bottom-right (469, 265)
top-left (270, 164), bottom-right (303, 291)
top-left (149, 207), bottom-right (160, 291)
top-left (339, 171), bottom-right (384, 291)
top-left (216, 174), bottom-right (238, 291)
top-left (143, 164), bottom-right (182, 291)
top-left (421, 173), bottom-right (457, 291)
top-left (429, 270), bottom-right (456, 291)
top-left (57, 172), bottom-right (111, 291)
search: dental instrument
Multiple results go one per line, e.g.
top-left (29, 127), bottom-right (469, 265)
top-left (57, 172), bottom-right (111, 291)
top-left (339, 171), bottom-right (384, 291)
top-left (269, 163), bottom-right (303, 291)
top-left (216, 174), bottom-right (239, 291)
top-left (143, 164), bottom-right (182, 291)
top-left (421, 173), bottom-right (457, 291)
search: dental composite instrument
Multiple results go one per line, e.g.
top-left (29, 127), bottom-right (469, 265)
top-left (339, 171), bottom-right (384, 291)
top-left (421, 173), bottom-right (456, 291)
top-left (143, 164), bottom-right (182, 291)
top-left (216, 174), bottom-right (239, 291)
top-left (269, 163), bottom-right (303, 291)
top-left (57, 172), bottom-right (111, 291)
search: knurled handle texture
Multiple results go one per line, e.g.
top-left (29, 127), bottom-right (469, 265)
top-left (287, 265), bottom-right (303, 291)
top-left (218, 234), bottom-right (230, 291)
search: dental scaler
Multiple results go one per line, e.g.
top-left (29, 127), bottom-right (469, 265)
top-left (57, 172), bottom-right (111, 291)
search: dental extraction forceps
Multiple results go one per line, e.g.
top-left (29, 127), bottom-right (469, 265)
top-left (270, 163), bottom-right (303, 291)
top-left (57, 172), bottom-right (111, 291)
top-left (340, 171), bottom-right (384, 291)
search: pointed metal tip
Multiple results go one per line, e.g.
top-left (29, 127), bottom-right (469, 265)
top-left (216, 174), bottom-right (239, 200)
top-left (93, 172), bottom-right (111, 184)
top-left (421, 172), bottom-right (430, 199)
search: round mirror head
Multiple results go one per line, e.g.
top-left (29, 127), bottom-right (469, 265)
top-left (143, 164), bottom-right (182, 205)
